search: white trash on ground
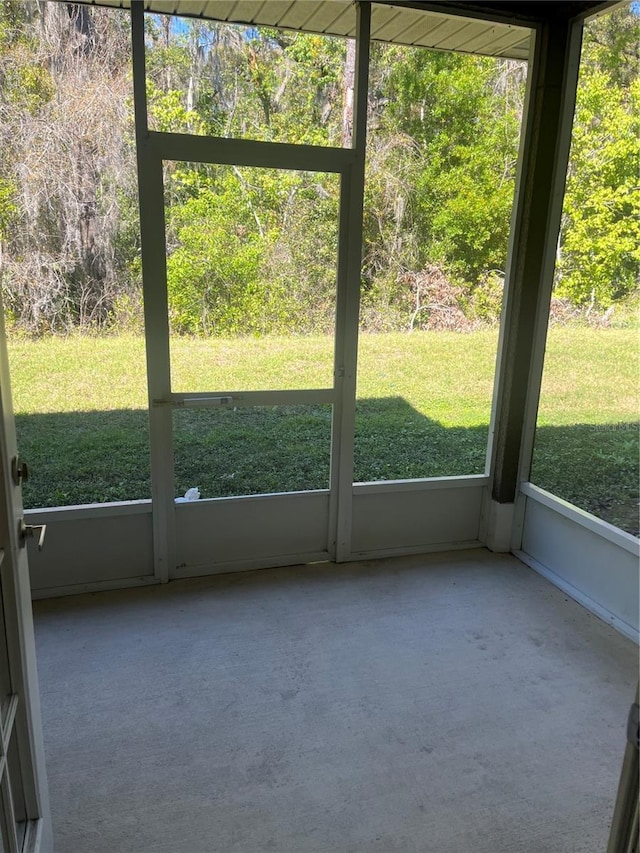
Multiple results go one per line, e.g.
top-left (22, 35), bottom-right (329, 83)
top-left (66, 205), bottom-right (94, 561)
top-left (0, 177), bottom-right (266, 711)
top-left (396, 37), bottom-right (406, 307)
top-left (175, 487), bottom-right (201, 503)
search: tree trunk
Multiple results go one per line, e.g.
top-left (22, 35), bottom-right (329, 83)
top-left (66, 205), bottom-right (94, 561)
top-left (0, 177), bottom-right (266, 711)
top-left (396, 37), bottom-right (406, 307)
top-left (342, 39), bottom-right (356, 147)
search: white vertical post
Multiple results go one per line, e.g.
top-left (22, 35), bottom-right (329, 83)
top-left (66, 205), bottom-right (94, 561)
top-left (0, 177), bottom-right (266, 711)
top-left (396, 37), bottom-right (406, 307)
top-left (330, 2), bottom-right (370, 563)
top-left (131, 2), bottom-right (175, 582)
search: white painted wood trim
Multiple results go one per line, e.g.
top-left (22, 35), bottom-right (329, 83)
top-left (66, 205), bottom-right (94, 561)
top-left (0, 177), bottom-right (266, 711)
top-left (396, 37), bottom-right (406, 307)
top-left (171, 551), bottom-right (331, 579)
top-left (520, 482), bottom-right (640, 555)
top-left (0, 299), bottom-right (52, 846)
top-left (516, 550), bottom-right (638, 644)
top-left (31, 576), bottom-right (159, 602)
top-left (333, 5), bottom-right (371, 563)
top-left (23, 817), bottom-right (45, 853)
top-left (482, 499), bottom-right (515, 553)
top-left (132, 3), bottom-right (176, 583)
top-left (149, 131), bottom-right (354, 172)
top-left (353, 475), bottom-right (489, 494)
top-left (183, 489), bottom-right (331, 506)
top-left (328, 170), bottom-right (350, 561)
top-left (350, 541), bottom-right (484, 561)
top-left (25, 500), bottom-right (151, 522)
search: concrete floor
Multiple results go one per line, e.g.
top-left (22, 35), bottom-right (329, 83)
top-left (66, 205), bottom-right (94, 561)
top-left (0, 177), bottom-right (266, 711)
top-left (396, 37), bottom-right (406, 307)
top-left (34, 549), bottom-right (637, 853)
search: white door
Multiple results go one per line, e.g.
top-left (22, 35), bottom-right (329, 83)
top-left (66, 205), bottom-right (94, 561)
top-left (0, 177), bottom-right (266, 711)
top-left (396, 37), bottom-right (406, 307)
top-left (0, 297), bottom-right (52, 852)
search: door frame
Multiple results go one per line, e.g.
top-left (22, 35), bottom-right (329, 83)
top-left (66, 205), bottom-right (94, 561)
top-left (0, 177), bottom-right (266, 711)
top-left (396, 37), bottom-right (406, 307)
top-left (131, 2), bottom-right (372, 579)
top-left (0, 296), bottom-right (52, 850)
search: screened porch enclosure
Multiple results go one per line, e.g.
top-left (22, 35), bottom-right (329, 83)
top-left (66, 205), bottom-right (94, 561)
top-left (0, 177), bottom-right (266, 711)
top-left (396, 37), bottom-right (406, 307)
top-left (18, 0), bottom-right (638, 649)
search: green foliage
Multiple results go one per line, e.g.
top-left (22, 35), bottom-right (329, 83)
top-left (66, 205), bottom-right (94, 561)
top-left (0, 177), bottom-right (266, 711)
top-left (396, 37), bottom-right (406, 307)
top-left (0, 176), bottom-right (16, 236)
top-left (165, 164), bottom-right (340, 335)
top-left (167, 187), bottom-right (264, 335)
top-left (1, 2), bottom-right (638, 334)
top-left (363, 46), bottom-right (523, 311)
top-left (147, 81), bottom-right (206, 134)
top-left (555, 10), bottom-right (640, 309)
top-left (464, 271), bottom-right (505, 322)
top-left (0, 3), bottom-right (54, 114)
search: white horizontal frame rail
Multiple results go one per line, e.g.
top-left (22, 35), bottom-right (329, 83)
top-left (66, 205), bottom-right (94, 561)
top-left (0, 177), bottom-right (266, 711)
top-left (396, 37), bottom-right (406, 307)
top-left (192, 489), bottom-right (331, 505)
top-left (353, 474), bottom-right (490, 494)
top-left (25, 500), bottom-right (151, 523)
top-left (155, 389), bottom-right (335, 408)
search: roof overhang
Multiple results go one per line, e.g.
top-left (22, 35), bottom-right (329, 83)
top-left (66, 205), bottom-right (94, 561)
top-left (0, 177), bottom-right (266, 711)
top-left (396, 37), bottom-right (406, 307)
top-left (72, 0), bottom-right (535, 59)
top-left (65, 1), bottom-right (620, 61)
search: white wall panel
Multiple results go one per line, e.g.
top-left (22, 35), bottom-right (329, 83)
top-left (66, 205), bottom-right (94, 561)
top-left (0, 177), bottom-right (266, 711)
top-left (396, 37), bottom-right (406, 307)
top-left (26, 502), bottom-right (154, 594)
top-left (174, 492), bottom-right (330, 574)
top-left (351, 483), bottom-right (484, 556)
top-left (518, 488), bottom-right (639, 640)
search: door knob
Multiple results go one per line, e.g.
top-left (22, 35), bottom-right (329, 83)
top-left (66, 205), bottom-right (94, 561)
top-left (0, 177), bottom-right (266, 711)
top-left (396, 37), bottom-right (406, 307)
top-left (18, 520), bottom-right (46, 551)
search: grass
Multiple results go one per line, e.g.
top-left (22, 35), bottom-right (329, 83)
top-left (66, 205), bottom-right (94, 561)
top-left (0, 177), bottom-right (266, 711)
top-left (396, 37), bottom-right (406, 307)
top-left (7, 327), bottom-right (639, 535)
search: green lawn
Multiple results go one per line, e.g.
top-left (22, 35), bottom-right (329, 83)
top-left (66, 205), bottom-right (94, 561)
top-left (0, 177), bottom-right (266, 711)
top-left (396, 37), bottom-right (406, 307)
top-left (7, 328), bottom-right (639, 534)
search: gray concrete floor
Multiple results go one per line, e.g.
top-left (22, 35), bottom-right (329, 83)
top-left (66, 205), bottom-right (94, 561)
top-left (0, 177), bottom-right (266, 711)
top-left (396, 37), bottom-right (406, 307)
top-left (33, 549), bottom-right (637, 853)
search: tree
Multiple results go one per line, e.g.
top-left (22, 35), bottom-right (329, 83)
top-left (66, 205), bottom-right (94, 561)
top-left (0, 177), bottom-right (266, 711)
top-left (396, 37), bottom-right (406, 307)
top-left (555, 6), bottom-right (640, 309)
top-left (361, 45), bottom-right (525, 327)
top-left (0, 2), bottom-right (636, 335)
top-left (0, 1), bottom-right (139, 331)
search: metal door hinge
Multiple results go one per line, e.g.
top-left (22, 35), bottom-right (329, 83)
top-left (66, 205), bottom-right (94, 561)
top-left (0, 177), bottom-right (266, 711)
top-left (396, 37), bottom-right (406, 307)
top-left (627, 702), bottom-right (639, 750)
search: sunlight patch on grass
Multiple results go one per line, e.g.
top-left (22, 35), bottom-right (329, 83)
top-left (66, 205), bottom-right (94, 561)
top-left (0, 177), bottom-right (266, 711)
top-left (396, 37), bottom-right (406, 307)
top-left (8, 328), bottom-right (637, 425)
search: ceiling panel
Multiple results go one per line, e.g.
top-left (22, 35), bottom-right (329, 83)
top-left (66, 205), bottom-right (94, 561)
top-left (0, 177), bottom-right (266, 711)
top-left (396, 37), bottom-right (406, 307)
top-left (230, 1), bottom-right (264, 23)
top-left (277, 1), bottom-right (328, 30)
top-left (374, 8), bottom-right (426, 42)
top-left (301, 2), bottom-right (352, 32)
top-left (406, 15), bottom-right (470, 47)
top-left (370, 4), bottom-right (405, 35)
top-left (321, 5), bottom-right (357, 36)
top-left (444, 20), bottom-right (495, 50)
top-left (179, 0), bottom-right (236, 19)
top-left (75, 0), bottom-right (534, 59)
top-left (260, 2), bottom-right (298, 27)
